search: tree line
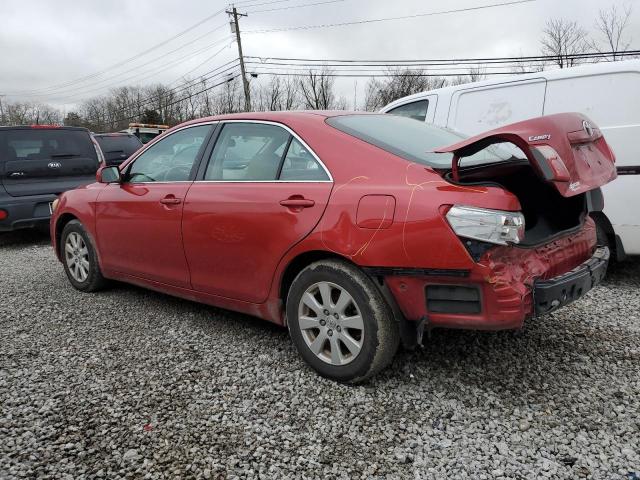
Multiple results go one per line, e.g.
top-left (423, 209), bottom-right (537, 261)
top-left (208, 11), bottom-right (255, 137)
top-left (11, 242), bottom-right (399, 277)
top-left (0, 5), bottom-right (634, 132)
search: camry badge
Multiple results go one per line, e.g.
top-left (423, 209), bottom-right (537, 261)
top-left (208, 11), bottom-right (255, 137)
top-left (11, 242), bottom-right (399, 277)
top-left (528, 134), bottom-right (551, 142)
top-left (48, 162), bottom-right (62, 169)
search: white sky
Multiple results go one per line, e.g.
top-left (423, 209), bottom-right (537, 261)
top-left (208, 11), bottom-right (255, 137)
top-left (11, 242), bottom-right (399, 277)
top-left (0, 0), bottom-right (637, 110)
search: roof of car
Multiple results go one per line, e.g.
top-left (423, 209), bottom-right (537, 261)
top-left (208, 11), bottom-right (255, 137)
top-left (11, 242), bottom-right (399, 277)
top-left (0, 125), bottom-right (89, 131)
top-left (93, 132), bottom-right (138, 137)
top-left (172, 110), bottom-right (375, 131)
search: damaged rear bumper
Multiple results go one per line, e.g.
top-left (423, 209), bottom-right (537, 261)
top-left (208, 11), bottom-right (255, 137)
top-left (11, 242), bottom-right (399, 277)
top-left (534, 246), bottom-right (609, 315)
top-left (381, 220), bottom-right (603, 331)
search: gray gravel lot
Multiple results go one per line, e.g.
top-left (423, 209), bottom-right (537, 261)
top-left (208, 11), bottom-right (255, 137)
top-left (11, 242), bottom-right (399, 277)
top-left (1, 230), bottom-right (639, 480)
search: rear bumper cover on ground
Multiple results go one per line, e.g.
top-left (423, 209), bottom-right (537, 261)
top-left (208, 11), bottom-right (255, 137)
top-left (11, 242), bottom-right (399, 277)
top-left (534, 246), bottom-right (609, 315)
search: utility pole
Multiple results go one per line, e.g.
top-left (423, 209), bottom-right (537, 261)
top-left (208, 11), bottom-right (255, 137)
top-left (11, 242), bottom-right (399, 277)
top-left (227, 6), bottom-right (251, 111)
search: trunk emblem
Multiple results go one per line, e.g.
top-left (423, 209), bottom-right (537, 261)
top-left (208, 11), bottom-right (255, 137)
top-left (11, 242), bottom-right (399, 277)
top-left (582, 120), bottom-right (594, 137)
top-left (48, 162), bottom-right (62, 169)
top-left (528, 134), bottom-right (551, 142)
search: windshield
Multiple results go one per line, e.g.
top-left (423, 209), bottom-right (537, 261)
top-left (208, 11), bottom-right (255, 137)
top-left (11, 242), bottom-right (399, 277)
top-left (326, 114), bottom-right (524, 168)
top-left (0, 128), bottom-right (97, 162)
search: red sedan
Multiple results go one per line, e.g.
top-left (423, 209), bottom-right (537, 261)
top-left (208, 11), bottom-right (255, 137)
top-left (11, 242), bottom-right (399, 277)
top-left (50, 111), bottom-right (616, 382)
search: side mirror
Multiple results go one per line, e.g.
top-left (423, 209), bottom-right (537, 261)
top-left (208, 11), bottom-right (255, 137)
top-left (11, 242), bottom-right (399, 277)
top-left (97, 165), bottom-right (121, 184)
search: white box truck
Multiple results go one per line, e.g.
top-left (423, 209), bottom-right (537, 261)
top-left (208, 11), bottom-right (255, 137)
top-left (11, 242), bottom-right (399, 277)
top-left (382, 60), bottom-right (640, 259)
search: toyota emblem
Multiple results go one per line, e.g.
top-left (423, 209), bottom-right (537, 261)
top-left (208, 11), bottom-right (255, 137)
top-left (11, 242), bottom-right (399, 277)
top-left (582, 120), bottom-right (594, 137)
top-left (47, 162), bottom-right (62, 169)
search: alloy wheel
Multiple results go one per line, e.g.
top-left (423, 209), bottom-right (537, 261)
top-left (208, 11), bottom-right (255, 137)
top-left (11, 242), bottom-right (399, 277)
top-left (65, 232), bottom-right (90, 283)
top-left (297, 281), bottom-right (364, 366)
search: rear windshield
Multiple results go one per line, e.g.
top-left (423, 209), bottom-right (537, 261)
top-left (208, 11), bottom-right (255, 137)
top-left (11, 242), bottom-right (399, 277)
top-left (95, 135), bottom-right (143, 160)
top-left (326, 114), bottom-right (521, 168)
top-left (0, 128), bottom-right (97, 162)
top-left (138, 132), bottom-right (161, 144)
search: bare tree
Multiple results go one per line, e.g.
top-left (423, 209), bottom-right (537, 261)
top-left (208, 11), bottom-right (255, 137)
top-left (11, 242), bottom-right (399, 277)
top-left (450, 66), bottom-right (488, 86)
top-left (363, 69), bottom-right (447, 111)
top-left (298, 69), bottom-right (339, 110)
top-left (541, 18), bottom-right (590, 68)
top-left (592, 3), bottom-right (634, 61)
top-left (1, 101), bottom-right (63, 126)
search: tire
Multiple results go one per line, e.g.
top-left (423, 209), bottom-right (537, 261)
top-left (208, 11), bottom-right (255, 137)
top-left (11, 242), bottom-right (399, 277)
top-left (596, 222), bottom-right (610, 249)
top-left (60, 220), bottom-right (107, 292)
top-left (286, 259), bottom-right (399, 383)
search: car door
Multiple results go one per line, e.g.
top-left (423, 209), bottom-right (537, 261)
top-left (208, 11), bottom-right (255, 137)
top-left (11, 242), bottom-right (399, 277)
top-left (182, 121), bottom-right (333, 303)
top-left (95, 124), bottom-right (214, 287)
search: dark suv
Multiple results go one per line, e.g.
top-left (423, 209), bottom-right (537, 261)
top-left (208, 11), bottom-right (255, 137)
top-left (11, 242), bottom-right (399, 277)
top-left (93, 133), bottom-right (143, 166)
top-left (0, 125), bottom-right (102, 232)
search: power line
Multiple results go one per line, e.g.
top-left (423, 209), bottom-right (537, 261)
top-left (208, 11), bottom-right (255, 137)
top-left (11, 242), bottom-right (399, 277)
top-left (5, 8), bottom-right (228, 96)
top-left (244, 0), bottom-right (536, 33)
top-left (90, 62), bottom-right (241, 125)
top-left (244, 49), bottom-right (640, 66)
top-left (249, 71), bottom-right (534, 78)
top-left (21, 35), bottom-right (234, 103)
top-left (246, 0), bottom-right (346, 14)
top-left (92, 74), bottom-right (240, 131)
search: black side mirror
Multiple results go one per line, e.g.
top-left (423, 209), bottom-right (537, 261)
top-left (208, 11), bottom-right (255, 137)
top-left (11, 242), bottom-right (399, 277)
top-left (97, 166), bottom-right (121, 184)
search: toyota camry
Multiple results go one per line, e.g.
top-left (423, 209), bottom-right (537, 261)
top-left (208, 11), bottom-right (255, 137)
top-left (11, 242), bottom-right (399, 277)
top-left (50, 111), bottom-right (616, 382)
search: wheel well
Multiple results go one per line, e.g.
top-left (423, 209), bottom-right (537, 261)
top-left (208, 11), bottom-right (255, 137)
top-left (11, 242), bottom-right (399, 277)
top-left (279, 251), bottom-right (352, 306)
top-left (54, 213), bottom-right (78, 256)
top-left (590, 211), bottom-right (623, 261)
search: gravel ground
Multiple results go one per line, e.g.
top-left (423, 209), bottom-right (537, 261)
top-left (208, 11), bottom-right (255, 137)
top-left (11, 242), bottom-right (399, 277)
top-left (1, 230), bottom-right (639, 480)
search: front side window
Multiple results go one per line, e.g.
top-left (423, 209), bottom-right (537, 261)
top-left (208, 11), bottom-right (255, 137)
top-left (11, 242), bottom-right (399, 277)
top-left (205, 123), bottom-right (291, 181)
top-left (387, 100), bottom-right (429, 122)
top-left (127, 125), bottom-right (211, 182)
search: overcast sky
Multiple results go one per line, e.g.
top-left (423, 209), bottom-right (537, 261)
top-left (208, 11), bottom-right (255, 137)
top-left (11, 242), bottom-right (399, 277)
top-left (0, 0), bottom-right (637, 110)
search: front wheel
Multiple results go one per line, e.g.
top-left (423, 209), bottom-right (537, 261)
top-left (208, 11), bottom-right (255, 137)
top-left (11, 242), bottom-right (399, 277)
top-left (60, 220), bottom-right (107, 292)
top-left (286, 259), bottom-right (399, 383)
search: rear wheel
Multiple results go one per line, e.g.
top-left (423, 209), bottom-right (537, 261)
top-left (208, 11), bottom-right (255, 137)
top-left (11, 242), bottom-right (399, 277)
top-left (286, 259), bottom-right (399, 383)
top-left (61, 220), bottom-right (107, 292)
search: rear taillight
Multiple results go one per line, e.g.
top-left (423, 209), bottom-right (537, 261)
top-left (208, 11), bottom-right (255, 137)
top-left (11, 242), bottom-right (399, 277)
top-left (446, 205), bottom-right (525, 246)
top-left (0, 209), bottom-right (8, 220)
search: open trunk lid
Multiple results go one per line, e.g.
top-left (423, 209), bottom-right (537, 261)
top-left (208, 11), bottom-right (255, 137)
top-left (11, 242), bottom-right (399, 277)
top-left (434, 113), bottom-right (617, 197)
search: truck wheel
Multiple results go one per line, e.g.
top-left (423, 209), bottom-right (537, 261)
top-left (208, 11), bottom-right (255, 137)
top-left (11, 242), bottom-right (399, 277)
top-left (286, 259), bottom-right (399, 383)
top-left (60, 220), bottom-right (107, 292)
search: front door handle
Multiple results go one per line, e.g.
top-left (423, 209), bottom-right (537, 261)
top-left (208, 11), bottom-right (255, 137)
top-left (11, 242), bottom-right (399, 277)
top-left (160, 196), bottom-right (182, 205)
top-left (280, 198), bottom-right (315, 209)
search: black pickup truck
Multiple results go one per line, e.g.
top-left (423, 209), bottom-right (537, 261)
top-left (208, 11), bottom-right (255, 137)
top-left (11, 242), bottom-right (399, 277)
top-left (0, 125), bottom-right (102, 232)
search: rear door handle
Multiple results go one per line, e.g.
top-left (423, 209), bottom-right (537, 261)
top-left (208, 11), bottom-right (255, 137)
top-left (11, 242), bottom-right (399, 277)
top-left (160, 196), bottom-right (182, 205)
top-left (279, 198), bottom-right (315, 208)
top-left (8, 172), bottom-right (25, 177)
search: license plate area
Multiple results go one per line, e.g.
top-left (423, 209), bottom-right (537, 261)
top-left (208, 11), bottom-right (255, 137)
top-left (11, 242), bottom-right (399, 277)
top-left (534, 247), bottom-right (609, 315)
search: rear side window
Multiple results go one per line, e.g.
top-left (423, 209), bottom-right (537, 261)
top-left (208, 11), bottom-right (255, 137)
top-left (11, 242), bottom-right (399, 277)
top-left (205, 123), bottom-right (291, 181)
top-left (0, 129), bottom-right (97, 162)
top-left (280, 138), bottom-right (330, 181)
top-left (387, 100), bottom-right (429, 122)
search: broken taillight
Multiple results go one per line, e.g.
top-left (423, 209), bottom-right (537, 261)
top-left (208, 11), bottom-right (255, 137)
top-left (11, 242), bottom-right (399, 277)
top-left (532, 145), bottom-right (571, 181)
